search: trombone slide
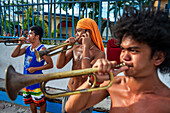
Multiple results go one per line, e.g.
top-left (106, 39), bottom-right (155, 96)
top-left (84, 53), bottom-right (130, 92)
top-left (34, 42), bottom-right (71, 62)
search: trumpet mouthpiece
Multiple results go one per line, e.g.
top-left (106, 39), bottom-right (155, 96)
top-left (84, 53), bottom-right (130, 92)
top-left (115, 63), bottom-right (126, 68)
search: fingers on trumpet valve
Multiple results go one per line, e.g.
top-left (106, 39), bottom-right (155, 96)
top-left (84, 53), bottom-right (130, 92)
top-left (93, 60), bottom-right (128, 75)
top-left (93, 59), bottom-right (125, 72)
top-left (91, 62), bottom-right (128, 84)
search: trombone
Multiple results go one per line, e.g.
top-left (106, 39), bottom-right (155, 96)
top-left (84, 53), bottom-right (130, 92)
top-left (0, 39), bottom-right (29, 46)
top-left (0, 39), bottom-right (22, 46)
top-left (5, 63), bottom-right (125, 101)
top-left (35, 41), bottom-right (74, 62)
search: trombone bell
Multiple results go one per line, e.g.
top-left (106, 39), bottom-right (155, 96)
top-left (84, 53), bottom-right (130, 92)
top-left (5, 63), bottom-right (126, 101)
top-left (5, 65), bottom-right (100, 101)
top-left (5, 65), bottom-right (23, 101)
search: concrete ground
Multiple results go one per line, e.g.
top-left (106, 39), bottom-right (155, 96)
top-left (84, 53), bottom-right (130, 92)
top-left (0, 101), bottom-right (53, 113)
top-left (0, 100), bottom-right (34, 113)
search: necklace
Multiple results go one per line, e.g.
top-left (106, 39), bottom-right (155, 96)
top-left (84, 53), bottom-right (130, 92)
top-left (90, 45), bottom-right (95, 50)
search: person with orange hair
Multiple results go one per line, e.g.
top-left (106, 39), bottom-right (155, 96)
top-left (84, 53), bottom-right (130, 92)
top-left (56, 18), bottom-right (105, 113)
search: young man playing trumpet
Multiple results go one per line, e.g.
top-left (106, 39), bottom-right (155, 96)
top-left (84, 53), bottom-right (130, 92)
top-left (65, 7), bottom-right (170, 113)
top-left (56, 18), bottom-right (105, 113)
top-left (11, 26), bottom-right (53, 113)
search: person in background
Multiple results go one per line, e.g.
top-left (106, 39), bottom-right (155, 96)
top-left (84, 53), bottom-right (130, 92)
top-left (24, 29), bottom-right (28, 37)
top-left (11, 26), bottom-right (53, 113)
top-left (56, 18), bottom-right (105, 113)
top-left (7, 31), bottom-right (11, 36)
top-left (65, 7), bottom-right (170, 113)
top-left (14, 25), bottom-right (22, 37)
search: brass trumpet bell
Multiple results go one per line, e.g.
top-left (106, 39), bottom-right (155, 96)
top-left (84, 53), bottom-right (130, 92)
top-left (5, 65), bottom-right (114, 101)
top-left (5, 63), bottom-right (125, 101)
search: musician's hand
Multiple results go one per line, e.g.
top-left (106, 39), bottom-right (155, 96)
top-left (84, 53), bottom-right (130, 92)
top-left (65, 37), bottom-right (76, 46)
top-left (19, 37), bottom-right (26, 44)
top-left (81, 31), bottom-right (91, 48)
top-left (92, 59), bottom-right (128, 83)
top-left (26, 67), bottom-right (36, 73)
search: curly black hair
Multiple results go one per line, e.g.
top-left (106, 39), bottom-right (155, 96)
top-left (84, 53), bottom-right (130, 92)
top-left (114, 7), bottom-right (170, 74)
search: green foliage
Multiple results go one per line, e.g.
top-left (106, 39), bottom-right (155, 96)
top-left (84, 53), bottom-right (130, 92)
top-left (1, 0), bottom-right (155, 43)
top-left (22, 7), bottom-right (49, 38)
top-left (51, 29), bottom-right (59, 38)
top-left (62, 0), bottom-right (100, 21)
top-left (109, 0), bottom-right (153, 17)
top-left (1, 20), bottom-right (16, 36)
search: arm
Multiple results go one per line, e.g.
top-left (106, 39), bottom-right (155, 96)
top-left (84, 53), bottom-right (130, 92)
top-left (56, 37), bottom-right (76, 69)
top-left (65, 80), bottom-right (108, 113)
top-left (26, 47), bottom-right (53, 73)
top-left (81, 32), bottom-right (105, 69)
top-left (56, 47), bottom-right (73, 69)
top-left (11, 44), bottom-right (27, 57)
top-left (11, 37), bottom-right (27, 57)
top-left (65, 59), bottom-right (129, 113)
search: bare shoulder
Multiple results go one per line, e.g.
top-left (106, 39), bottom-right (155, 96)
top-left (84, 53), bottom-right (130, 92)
top-left (94, 48), bottom-right (105, 55)
top-left (144, 91), bottom-right (170, 112)
top-left (106, 76), bottom-right (129, 91)
top-left (160, 86), bottom-right (170, 99)
top-left (90, 50), bottom-right (105, 65)
top-left (161, 93), bottom-right (170, 109)
top-left (92, 49), bottom-right (105, 59)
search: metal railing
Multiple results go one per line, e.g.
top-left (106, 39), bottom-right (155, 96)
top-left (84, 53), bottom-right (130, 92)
top-left (0, 0), bottom-right (169, 44)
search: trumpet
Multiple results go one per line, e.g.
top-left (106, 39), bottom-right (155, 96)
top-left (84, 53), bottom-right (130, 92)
top-left (35, 42), bottom-right (72, 62)
top-left (35, 37), bottom-right (79, 62)
top-left (0, 39), bottom-right (22, 46)
top-left (5, 63), bottom-right (125, 101)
